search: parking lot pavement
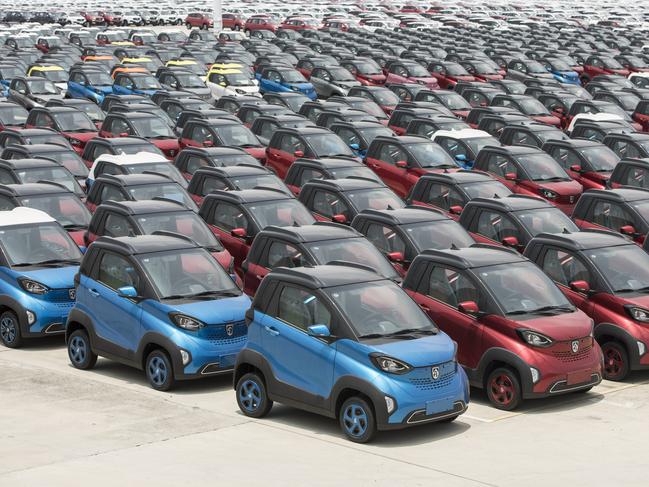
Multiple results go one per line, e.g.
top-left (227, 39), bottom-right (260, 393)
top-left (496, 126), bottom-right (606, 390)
top-left (1, 338), bottom-right (648, 487)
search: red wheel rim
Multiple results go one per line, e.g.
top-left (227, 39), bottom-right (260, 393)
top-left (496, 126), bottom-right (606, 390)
top-left (489, 374), bottom-right (515, 406)
top-left (604, 346), bottom-right (624, 378)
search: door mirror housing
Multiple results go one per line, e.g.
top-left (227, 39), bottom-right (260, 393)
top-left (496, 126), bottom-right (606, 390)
top-left (569, 164), bottom-right (582, 173)
top-left (119, 132), bottom-right (129, 137)
top-left (505, 172), bottom-right (517, 181)
top-left (569, 280), bottom-right (590, 293)
top-left (349, 143), bottom-right (360, 150)
top-left (458, 300), bottom-right (479, 315)
top-left (449, 205), bottom-right (463, 215)
top-left (501, 236), bottom-right (519, 247)
top-left (332, 214), bottom-right (347, 224)
top-left (307, 324), bottom-right (331, 337)
top-left (455, 154), bottom-right (467, 162)
top-left (231, 227), bottom-right (247, 238)
top-left (294, 150), bottom-right (304, 157)
top-left (620, 224), bottom-right (637, 236)
top-left (203, 140), bottom-right (213, 147)
top-left (387, 251), bottom-right (404, 263)
top-left (117, 286), bottom-right (138, 298)
top-left (395, 159), bottom-right (408, 168)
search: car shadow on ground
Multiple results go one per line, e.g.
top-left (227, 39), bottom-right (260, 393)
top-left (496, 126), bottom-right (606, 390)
top-left (14, 335), bottom-right (65, 351)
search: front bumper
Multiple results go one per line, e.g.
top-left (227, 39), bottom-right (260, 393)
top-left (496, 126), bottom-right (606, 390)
top-left (18, 292), bottom-right (75, 337)
top-left (174, 332), bottom-right (247, 380)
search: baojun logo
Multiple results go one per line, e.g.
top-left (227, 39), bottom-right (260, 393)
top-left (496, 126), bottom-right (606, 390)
top-left (431, 366), bottom-right (440, 380)
top-left (226, 324), bottom-right (234, 337)
top-left (571, 340), bottom-right (580, 354)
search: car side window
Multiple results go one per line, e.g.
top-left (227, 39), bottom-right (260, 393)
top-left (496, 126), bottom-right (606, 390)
top-left (541, 248), bottom-right (590, 286)
top-left (97, 252), bottom-right (140, 291)
top-left (622, 166), bottom-right (649, 188)
top-left (335, 127), bottom-right (359, 146)
top-left (425, 265), bottom-right (479, 308)
top-left (437, 137), bottom-right (467, 158)
top-left (263, 241), bottom-right (307, 268)
top-left (510, 130), bottom-right (535, 147)
top-left (297, 167), bottom-right (325, 186)
top-left (425, 183), bottom-right (464, 209)
top-left (111, 119), bottom-right (131, 135)
top-left (467, 92), bottom-right (488, 107)
top-left (365, 223), bottom-right (406, 254)
top-left (550, 147), bottom-right (581, 170)
top-left (311, 190), bottom-right (349, 219)
top-left (192, 126), bottom-right (213, 145)
top-left (486, 153), bottom-right (517, 177)
top-left (211, 202), bottom-right (249, 232)
top-left (0, 168), bottom-right (16, 184)
top-left (476, 210), bottom-right (519, 242)
top-left (186, 156), bottom-right (210, 174)
top-left (377, 143), bottom-right (407, 165)
top-left (98, 184), bottom-right (126, 204)
top-left (276, 285), bottom-right (331, 331)
top-left (258, 121), bottom-right (276, 141)
top-left (267, 70), bottom-right (282, 83)
top-left (589, 200), bottom-right (634, 231)
top-left (279, 134), bottom-right (305, 154)
top-left (0, 194), bottom-right (16, 210)
top-left (201, 176), bottom-right (229, 194)
top-left (104, 213), bottom-right (137, 237)
top-left (99, 163), bottom-right (123, 176)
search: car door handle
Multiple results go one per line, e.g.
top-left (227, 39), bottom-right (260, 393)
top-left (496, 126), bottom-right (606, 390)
top-left (88, 289), bottom-right (100, 297)
top-left (264, 326), bottom-right (280, 336)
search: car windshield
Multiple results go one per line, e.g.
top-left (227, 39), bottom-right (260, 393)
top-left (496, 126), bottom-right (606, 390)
top-left (602, 58), bottom-right (624, 69)
top-left (526, 61), bottom-right (548, 73)
top-left (130, 117), bottom-right (174, 138)
top-left (135, 212), bottom-right (222, 250)
top-left (471, 62), bottom-right (498, 74)
top-left (133, 75), bottom-right (162, 90)
top-left (354, 61), bottom-right (382, 75)
top-left (137, 248), bottom-right (239, 299)
top-left (176, 73), bottom-right (206, 88)
top-left (218, 124), bottom-right (260, 147)
top-left (357, 126), bottom-right (395, 145)
top-left (125, 162), bottom-right (185, 185)
top-left (629, 200), bottom-right (649, 222)
top-left (371, 89), bottom-right (400, 106)
top-left (326, 280), bottom-right (436, 338)
top-left (404, 220), bottom-right (475, 251)
top-left (210, 153), bottom-right (260, 166)
top-left (224, 72), bottom-right (254, 86)
top-left (327, 67), bottom-right (355, 82)
top-left (518, 153), bottom-right (571, 181)
top-left (86, 71), bottom-right (113, 86)
top-left (42, 150), bottom-right (89, 177)
top-left (246, 199), bottom-right (315, 228)
top-left (434, 92), bottom-right (471, 110)
top-left (550, 59), bottom-right (572, 71)
top-left (304, 134), bottom-right (353, 157)
top-left (406, 65), bottom-right (429, 77)
top-left (19, 194), bottom-right (90, 228)
top-left (503, 81), bottom-right (526, 94)
top-left (53, 112), bottom-right (96, 132)
top-left (0, 67), bottom-right (23, 79)
top-left (445, 64), bottom-right (469, 76)
top-left (518, 98), bottom-right (550, 116)
top-left (578, 146), bottom-right (619, 171)
top-left (0, 105), bottom-right (28, 125)
top-left (464, 136), bottom-right (500, 155)
top-left (280, 70), bottom-right (307, 83)
top-left (536, 129), bottom-right (568, 144)
top-left (462, 180), bottom-right (512, 199)
top-left (282, 94), bottom-right (309, 111)
top-left (404, 142), bottom-right (457, 168)
top-left (0, 222), bottom-right (82, 267)
top-left (42, 70), bottom-right (67, 83)
top-left (307, 238), bottom-right (399, 279)
top-left (585, 245), bottom-right (649, 293)
top-left (128, 183), bottom-right (197, 211)
top-left (26, 134), bottom-right (71, 148)
top-left (346, 100), bottom-right (386, 118)
top-left (625, 56), bottom-right (647, 68)
top-left (76, 103), bottom-right (105, 121)
top-left (477, 261), bottom-right (573, 315)
top-left (27, 79), bottom-right (58, 95)
top-left (327, 165), bottom-right (379, 182)
top-left (516, 208), bottom-right (579, 235)
top-left (115, 143), bottom-right (164, 157)
top-left (616, 94), bottom-right (641, 111)
top-left (231, 174), bottom-right (288, 192)
top-left (18, 167), bottom-right (83, 195)
top-left (345, 188), bottom-right (405, 212)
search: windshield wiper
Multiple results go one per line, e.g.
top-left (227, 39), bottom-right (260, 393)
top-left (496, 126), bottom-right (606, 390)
top-left (17, 258), bottom-right (80, 267)
top-left (150, 135), bottom-right (174, 139)
top-left (507, 305), bottom-right (573, 315)
top-left (615, 286), bottom-right (649, 294)
top-left (239, 143), bottom-right (260, 148)
top-left (64, 224), bottom-right (88, 231)
top-left (357, 333), bottom-right (386, 339)
top-left (190, 290), bottom-right (241, 298)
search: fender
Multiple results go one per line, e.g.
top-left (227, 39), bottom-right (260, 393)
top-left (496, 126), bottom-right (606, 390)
top-left (330, 375), bottom-right (389, 426)
top-left (0, 294), bottom-right (29, 336)
top-left (595, 322), bottom-right (643, 369)
top-left (472, 347), bottom-right (534, 395)
top-left (234, 348), bottom-right (274, 388)
top-left (65, 307), bottom-right (94, 342)
top-left (136, 331), bottom-right (185, 378)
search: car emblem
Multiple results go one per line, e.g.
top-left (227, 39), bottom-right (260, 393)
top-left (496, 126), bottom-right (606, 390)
top-left (69, 289), bottom-right (76, 300)
top-left (571, 340), bottom-right (579, 353)
top-left (570, 196), bottom-right (575, 203)
top-left (226, 324), bottom-right (234, 337)
top-left (431, 366), bottom-right (440, 380)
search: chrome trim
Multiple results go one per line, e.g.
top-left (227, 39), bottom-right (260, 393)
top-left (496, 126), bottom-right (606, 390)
top-left (44, 323), bottom-right (65, 334)
top-left (549, 373), bottom-right (600, 393)
top-left (406, 401), bottom-right (467, 424)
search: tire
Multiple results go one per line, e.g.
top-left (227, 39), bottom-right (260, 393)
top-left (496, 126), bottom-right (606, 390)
top-left (486, 367), bottom-right (522, 411)
top-left (339, 396), bottom-right (376, 443)
top-left (244, 29), bottom-right (251, 35)
top-left (0, 310), bottom-right (22, 348)
top-left (145, 349), bottom-right (175, 391)
top-left (234, 25), bottom-right (241, 31)
top-left (236, 372), bottom-right (273, 418)
top-left (186, 23), bottom-right (192, 30)
top-left (601, 341), bottom-right (630, 381)
top-left (67, 329), bottom-right (97, 370)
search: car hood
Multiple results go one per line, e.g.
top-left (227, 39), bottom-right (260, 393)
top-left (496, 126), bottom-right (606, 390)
top-left (583, 170), bottom-right (612, 183)
top-left (360, 73), bottom-right (386, 82)
top-left (360, 332), bottom-right (455, 367)
top-left (64, 131), bottom-right (98, 142)
top-left (243, 146), bottom-right (266, 160)
top-left (11, 265), bottom-right (78, 289)
top-left (518, 309), bottom-right (593, 340)
top-left (151, 138), bottom-right (180, 150)
top-left (284, 82), bottom-right (314, 91)
top-left (335, 80), bottom-right (361, 89)
top-left (556, 70), bottom-right (579, 79)
top-left (532, 114), bottom-right (561, 126)
top-left (160, 294), bottom-right (251, 323)
top-left (536, 179), bottom-right (583, 196)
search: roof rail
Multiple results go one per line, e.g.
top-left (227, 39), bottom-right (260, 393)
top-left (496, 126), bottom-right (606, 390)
top-left (34, 180), bottom-right (72, 191)
top-left (140, 170), bottom-right (173, 180)
top-left (325, 260), bottom-right (378, 274)
top-left (150, 230), bottom-right (198, 246)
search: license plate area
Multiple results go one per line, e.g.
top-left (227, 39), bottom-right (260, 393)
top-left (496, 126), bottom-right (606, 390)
top-left (567, 370), bottom-right (592, 386)
top-left (426, 397), bottom-right (454, 415)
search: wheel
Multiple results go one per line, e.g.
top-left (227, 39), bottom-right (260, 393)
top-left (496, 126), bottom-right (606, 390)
top-left (601, 341), bottom-right (629, 381)
top-left (145, 349), bottom-right (175, 391)
top-left (486, 367), bottom-right (522, 411)
top-left (236, 372), bottom-right (273, 418)
top-left (186, 22), bottom-right (192, 30)
top-left (339, 396), bottom-right (376, 443)
top-left (200, 23), bottom-right (206, 30)
top-left (67, 329), bottom-right (97, 370)
top-left (0, 310), bottom-right (22, 348)
top-left (234, 24), bottom-right (241, 31)
top-left (244, 29), bottom-right (251, 35)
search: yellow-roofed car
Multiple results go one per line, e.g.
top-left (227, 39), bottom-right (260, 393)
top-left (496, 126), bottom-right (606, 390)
top-left (205, 64), bottom-right (260, 99)
top-left (27, 65), bottom-right (68, 96)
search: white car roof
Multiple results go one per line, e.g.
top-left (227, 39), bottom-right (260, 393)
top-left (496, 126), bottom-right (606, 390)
top-left (0, 207), bottom-right (55, 228)
top-left (432, 129), bottom-right (492, 140)
top-left (567, 112), bottom-right (624, 132)
top-left (94, 151), bottom-right (169, 166)
top-left (629, 72), bottom-right (649, 80)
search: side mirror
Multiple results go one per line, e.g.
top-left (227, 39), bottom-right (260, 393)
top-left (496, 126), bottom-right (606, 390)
top-left (569, 164), bottom-right (582, 173)
top-left (505, 172), bottom-right (517, 181)
top-left (117, 286), bottom-right (138, 298)
top-left (449, 205), bottom-right (463, 215)
top-left (620, 224), bottom-right (637, 236)
top-left (569, 280), bottom-right (590, 293)
top-left (554, 106), bottom-right (565, 114)
top-left (349, 143), bottom-right (360, 150)
top-left (395, 159), bottom-right (408, 168)
top-left (502, 236), bottom-right (519, 247)
top-left (458, 300), bottom-right (479, 315)
top-left (203, 140), bottom-right (214, 147)
top-left (455, 154), bottom-right (467, 162)
top-left (294, 150), bottom-right (304, 157)
top-left (119, 132), bottom-right (129, 137)
top-left (387, 251), bottom-right (404, 262)
top-left (307, 324), bottom-right (331, 337)
top-left (231, 227), bottom-right (247, 238)
top-left (332, 214), bottom-right (347, 224)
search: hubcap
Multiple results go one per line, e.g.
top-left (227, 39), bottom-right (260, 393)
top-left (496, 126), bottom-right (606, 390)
top-left (239, 380), bottom-right (262, 412)
top-left (148, 356), bottom-right (168, 386)
top-left (342, 403), bottom-right (368, 437)
top-left (490, 374), bottom-right (515, 405)
top-left (0, 316), bottom-right (17, 344)
top-left (69, 336), bottom-right (87, 363)
top-left (604, 347), bottom-right (624, 378)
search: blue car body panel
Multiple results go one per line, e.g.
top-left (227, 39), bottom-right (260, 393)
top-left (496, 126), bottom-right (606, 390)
top-left (551, 70), bottom-right (581, 85)
top-left (256, 73), bottom-right (317, 100)
top-left (67, 81), bottom-right (114, 104)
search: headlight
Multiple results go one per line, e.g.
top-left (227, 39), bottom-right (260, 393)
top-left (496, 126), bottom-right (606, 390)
top-left (235, 88), bottom-right (246, 94)
top-left (517, 329), bottom-right (553, 348)
top-left (18, 278), bottom-right (49, 295)
top-left (370, 353), bottom-right (412, 374)
top-left (539, 188), bottom-right (558, 199)
top-left (170, 313), bottom-right (205, 331)
top-left (291, 86), bottom-right (300, 91)
top-left (626, 306), bottom-right (649, 322)
top-left (69, 138), bottom-right (83, 147)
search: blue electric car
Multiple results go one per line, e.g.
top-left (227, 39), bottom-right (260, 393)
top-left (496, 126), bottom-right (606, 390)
top-left (234, 264), bottom-right (469, 443)
top-left (256, 67), bottom-right (317, 100)
top-left (0, 207), bottom-right (82, 348)
top-left (66, 233), bottom-right (251, 390)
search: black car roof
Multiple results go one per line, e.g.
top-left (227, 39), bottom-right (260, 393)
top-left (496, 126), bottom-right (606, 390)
top-left (259, 222), bottom-right (361, 243)
top-left (418, 170), bottom-right (498, 185)
top-left (94, 234), bottom-right (199, 255)
top-left (465, 194), bottom-right (553, 211)
top-left (293, 157), bottom-right (363, 169)
top-left (543, 138), bottom-right (601, 148)
top-left (202, 188), bottom-right (292, 204)
top-left (529, 230), bottom-right (631, 251)
top-left (581, 188), bottom-right (649, 202)
top-left (99, 199), bottom-right (189, 215)
top-left (266, 264), bottom-right (386, 290)
top-left (415, 245), bottom-right (526, 269)
top-left (193, 164), bottom-right (270, 178)
top-left (9, 143), bottom-right (74, 153)
top-left (302, 177), bottom-right (384, 192)
top-left (0, 182), bottom-right (71, 196)
top-left (355, 206), bottom-right (449, 224)
top-left (0, 158), bottom-right (60, 169)
top-left (180, 146), bottom-right (250, 157)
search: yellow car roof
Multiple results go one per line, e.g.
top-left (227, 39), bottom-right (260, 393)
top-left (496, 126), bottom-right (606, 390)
top-left (123, 57), bottom-right (152, 63)
top-left (209, 69), bottom-right (244, 75)
top-left (28, 65), bottom-right (64, 73)
top-left (209, 63), bottom-right (244, 71)
top-left (167, 60), bottom-right (197, 66)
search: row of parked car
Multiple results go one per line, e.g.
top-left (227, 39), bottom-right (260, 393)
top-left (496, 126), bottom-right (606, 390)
top-left (1, 10), bottom-right (649, 443)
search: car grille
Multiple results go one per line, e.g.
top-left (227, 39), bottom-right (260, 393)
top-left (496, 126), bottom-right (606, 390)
top-left (203, 320), bottom-right (247, 345)
top-left (47, 289), bottom-right (75, 303)
top-left (552, 343), bottom-right (593, 362)
top-left (408, 360), bottom-right (456, 391)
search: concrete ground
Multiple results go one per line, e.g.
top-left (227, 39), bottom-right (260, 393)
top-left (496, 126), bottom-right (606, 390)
top-left (1, 337), bottom-right (648, 486)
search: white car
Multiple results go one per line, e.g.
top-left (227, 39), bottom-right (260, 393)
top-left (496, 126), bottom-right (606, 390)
top-left (205, 68), bottom-right (261, 99)
top-left (87, 152), bottom-right (187, 189)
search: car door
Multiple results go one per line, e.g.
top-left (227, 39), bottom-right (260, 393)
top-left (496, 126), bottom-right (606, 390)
top-left (582, 199), bottom-right (637, 236)
top-left (368, 142), bottom-right (409, 196)
top-left (260, 284), bottom-right (336, 406)
top-left (84, 251), bottom-right (143, 359)
top-left (244, 239), bottom-right (308, 295)
top-left (539, 247), bottom-right (594, 313)
top-left (309, 189), bottom-right (351, 223)
top-left (408, 263), bottom-right (483, 369)
top-left (363, 221), bottom-right (409, 274)
top-left (418, 181), bottom-right (465, 218)
top-left (203, 201), bottom-right (251, 273)
top-left (471, 209), bottom-right (524, 249)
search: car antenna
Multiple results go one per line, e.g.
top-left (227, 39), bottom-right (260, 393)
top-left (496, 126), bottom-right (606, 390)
top-left (450, 243), bottom-right (460, 250)
top-left (493, 193), bottom-right (500, 199)
top-left (387, 205), bottom-right (394, 210)
top-left (293, 220), bottom-right (300, 227)
top-left (563, 227), bottom-right (571, 234)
